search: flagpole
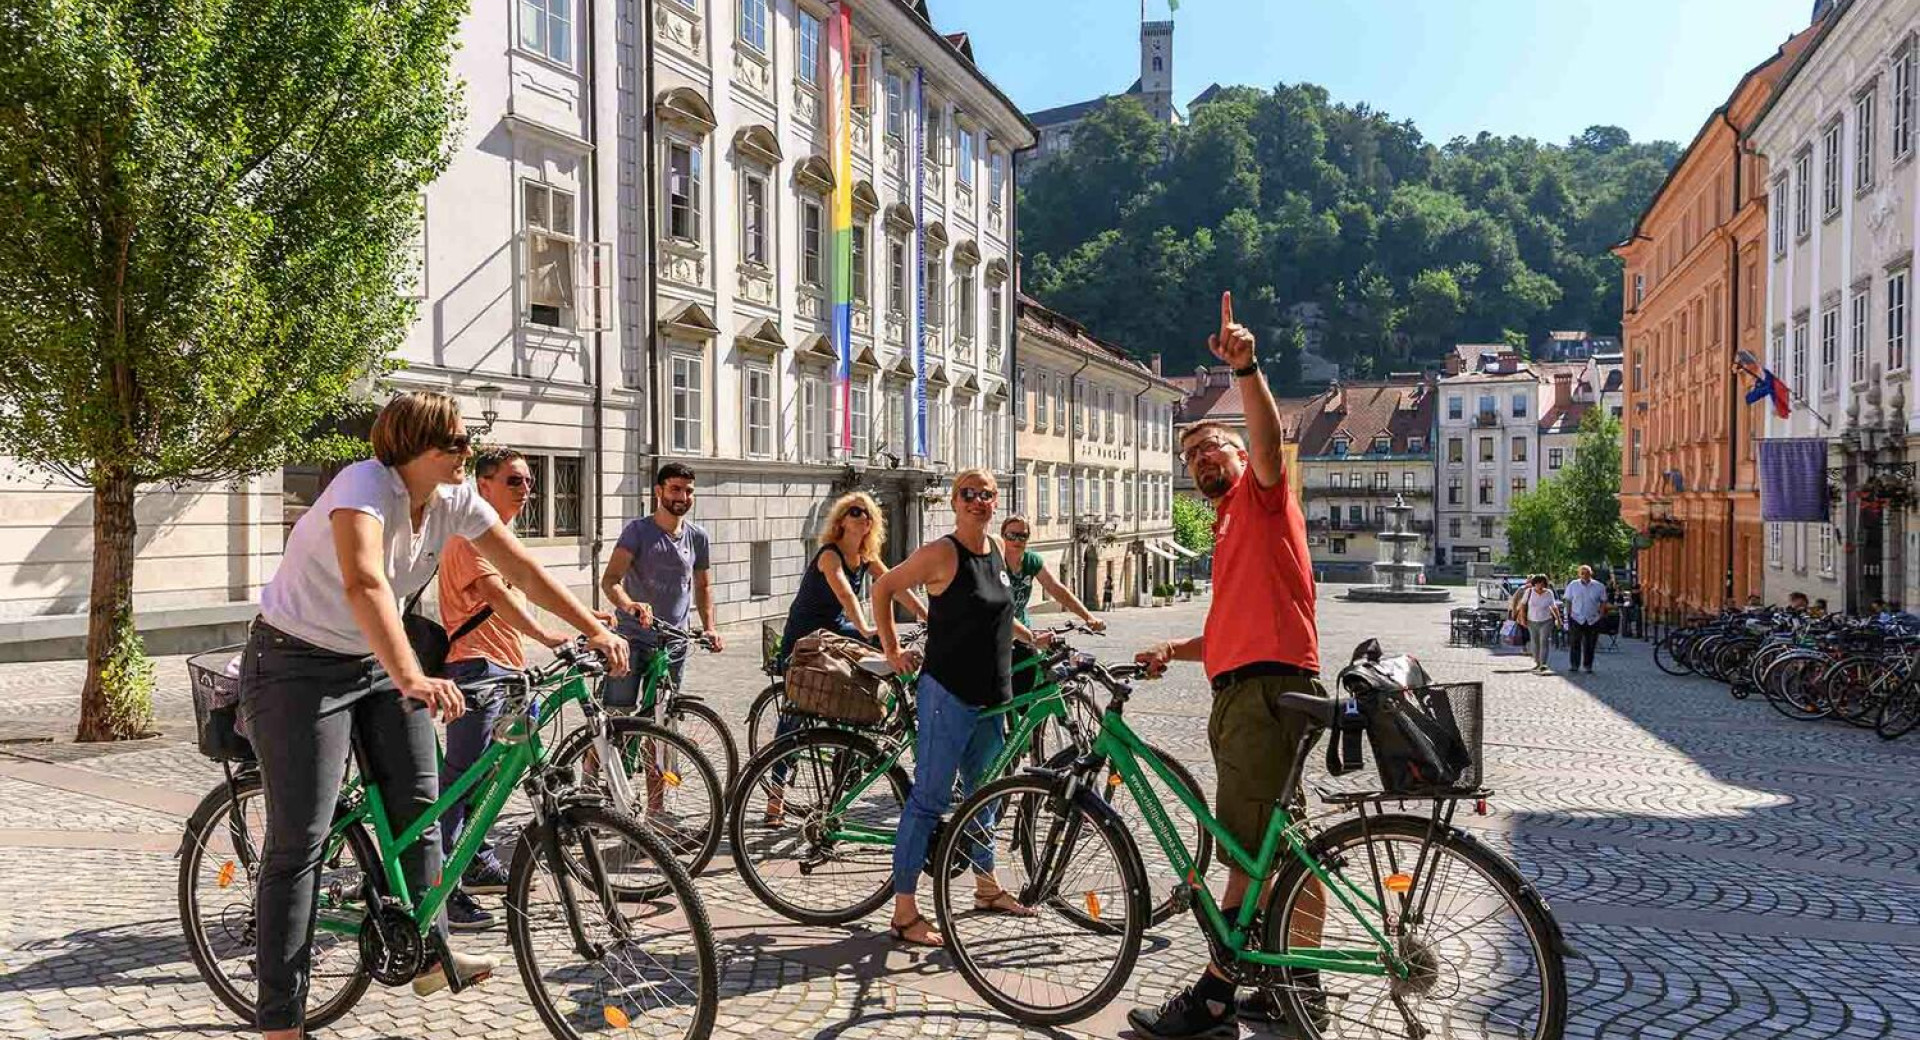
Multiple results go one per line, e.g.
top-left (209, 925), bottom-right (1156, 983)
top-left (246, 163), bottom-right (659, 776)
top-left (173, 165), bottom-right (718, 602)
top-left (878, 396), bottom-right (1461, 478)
top-left (1732, 359), bottom-right (1833, 429)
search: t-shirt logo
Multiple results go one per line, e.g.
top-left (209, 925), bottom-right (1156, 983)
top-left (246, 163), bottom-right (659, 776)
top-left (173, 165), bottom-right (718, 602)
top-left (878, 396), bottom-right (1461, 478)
top-left (998, 571), bottom-right (1012, 586)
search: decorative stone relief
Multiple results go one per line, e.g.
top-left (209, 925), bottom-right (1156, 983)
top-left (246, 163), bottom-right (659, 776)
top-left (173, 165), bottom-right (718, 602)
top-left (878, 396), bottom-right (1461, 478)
top-left (797, 291), bottom-right (825, 321)
top-left (885, 314), bottom-right (906, 344)
top-left (737, 265), bottom-right (774, 306)
top-left (733, 47), bottom-right (772, 101)
top-left (853, 114), bottom-right (872, 153)
top-left (1867, 185), bottom-right (1907, 261)
top-left (654, 2), bottom-right (703, 57)
top-left (955, 336), bottom-right (975, 366)
top-left (660, 240), bottom-right (708, 288)
top-left (986, 347), bottom-right (1003, 371)
top-left (883, 139), bottom-right (904, 180)
top-left (988, 207), bottom-right (1005, 236)
top-left (794, 84), bottom-right (820, 126)
top-left (955, 184), bottom-right (975, 223)
top-left (926, 324), bottom-right (946, 357)
top-left (853, 304), bottom-right (874, 337)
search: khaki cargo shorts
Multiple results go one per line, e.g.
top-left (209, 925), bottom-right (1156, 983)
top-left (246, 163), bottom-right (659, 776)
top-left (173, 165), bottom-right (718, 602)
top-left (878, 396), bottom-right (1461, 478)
top-left (1206, 672), bottom-right (1324, 854)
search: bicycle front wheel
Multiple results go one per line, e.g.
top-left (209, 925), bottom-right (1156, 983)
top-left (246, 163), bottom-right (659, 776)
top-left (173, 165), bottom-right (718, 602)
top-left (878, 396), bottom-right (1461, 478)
top-left (177, 773), bottom-right (372, 1029)
top-left (1262, 813), bottom-right (1568, 1040)
top-left (1652, 634), bottom-right (1692, 676)
top-left (932, 773), bottom-right (1148, 1026)
top-left (550, 717), bottom-right (724, 884)
top-left (662, 696), bottom-right (739, 795)
top-left (506, 804), bottom-right (718, 1040)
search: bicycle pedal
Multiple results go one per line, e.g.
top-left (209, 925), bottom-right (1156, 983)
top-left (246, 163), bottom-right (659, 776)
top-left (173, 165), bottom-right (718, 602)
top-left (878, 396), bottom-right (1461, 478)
top-left (1168, 883), bottom-right (1193, 914)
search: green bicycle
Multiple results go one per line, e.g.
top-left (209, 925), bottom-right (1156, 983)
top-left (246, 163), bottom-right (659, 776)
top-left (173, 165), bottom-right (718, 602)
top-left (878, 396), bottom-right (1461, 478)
top-left (930, 653), bottom-right (1571, 1038)
top-left (177, 643), bottom-right (719, 1040)
top-left (611, 619), bottom-right (739, 793)
top-left (726, 625), bottom-right (1211, 928)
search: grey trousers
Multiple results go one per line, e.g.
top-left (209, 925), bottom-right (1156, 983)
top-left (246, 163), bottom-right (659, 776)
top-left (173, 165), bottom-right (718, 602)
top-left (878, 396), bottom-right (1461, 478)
top-left (238, 620), bottom-right (444, 1031)
top-left (1529, 621), bottom-right (1553, 668)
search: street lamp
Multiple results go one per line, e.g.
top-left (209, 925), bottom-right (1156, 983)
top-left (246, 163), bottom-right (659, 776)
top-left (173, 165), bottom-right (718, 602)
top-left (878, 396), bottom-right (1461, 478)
top-left (472, 383), bottom-right (502, 437)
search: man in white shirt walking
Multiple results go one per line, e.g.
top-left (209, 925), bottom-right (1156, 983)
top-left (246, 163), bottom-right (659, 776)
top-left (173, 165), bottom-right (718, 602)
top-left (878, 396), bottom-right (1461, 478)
top-left (1563, 565), bottom-right (1608, 673)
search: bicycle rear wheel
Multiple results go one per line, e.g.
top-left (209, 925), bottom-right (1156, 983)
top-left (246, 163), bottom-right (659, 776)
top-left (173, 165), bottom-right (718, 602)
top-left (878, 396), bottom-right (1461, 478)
top-left (551, 717), bottom-right (724, 884)
top-left (177, 773), bottom-right (372, 1029)
top-left (1876, 679), bottom-right (1920, 739)
top-left (663, 696), bottom-right (739, 796)
top-left (1653, 633), bottom-right (1693, 676)
top-left (932, 773), bottom-right (1148, 1026)
top-left (728, 729), bottom-right (908, 925)
top-left (1262, 813), bottom-right (1567, 1040)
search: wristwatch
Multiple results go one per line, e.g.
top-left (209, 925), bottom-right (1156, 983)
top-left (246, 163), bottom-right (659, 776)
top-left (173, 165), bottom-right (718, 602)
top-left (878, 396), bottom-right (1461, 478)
top-left (1232, 361), bottom-right (1260, 378)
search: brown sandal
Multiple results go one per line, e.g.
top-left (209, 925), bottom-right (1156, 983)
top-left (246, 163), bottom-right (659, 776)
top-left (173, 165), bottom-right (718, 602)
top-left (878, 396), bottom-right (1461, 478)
top-left (888, 913), bottom-right (943, 947)
top-left (973, 889), bottom-right (1037, 917)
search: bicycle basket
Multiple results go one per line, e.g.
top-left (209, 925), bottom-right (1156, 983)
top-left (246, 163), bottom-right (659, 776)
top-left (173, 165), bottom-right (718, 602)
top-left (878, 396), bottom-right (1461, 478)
top-left (1331, 679), bottom-right (1483, 797)
top-left (186, 645), bottom-right (254, 763)
top-left (784, 630), bottom-right (888, 725)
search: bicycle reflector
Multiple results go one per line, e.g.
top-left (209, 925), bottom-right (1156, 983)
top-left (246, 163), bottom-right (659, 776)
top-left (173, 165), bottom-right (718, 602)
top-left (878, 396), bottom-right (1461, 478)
top-left (663, 771), bottom-right (682, 788)
top-left (217, 861), bottom-right (236, 889)
top-left (1085, 892), bottom-right (1103, 921)
top-left (604, 1006), bottom-right (631, 1029)
top-left (1383, 873), bottom-right (1413, 893)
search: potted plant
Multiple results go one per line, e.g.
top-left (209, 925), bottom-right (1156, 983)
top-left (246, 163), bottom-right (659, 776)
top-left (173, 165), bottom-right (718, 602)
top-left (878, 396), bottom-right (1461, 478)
top-left (1178, 578), bottom-right (1196, 600)
top-left (1153, 582), bottom-right (1174, 606)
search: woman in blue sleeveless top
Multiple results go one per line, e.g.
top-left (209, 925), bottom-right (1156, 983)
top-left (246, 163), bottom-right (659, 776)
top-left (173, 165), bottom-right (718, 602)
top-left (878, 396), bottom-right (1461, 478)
top-left (776, 492), bottom-right (922, 666)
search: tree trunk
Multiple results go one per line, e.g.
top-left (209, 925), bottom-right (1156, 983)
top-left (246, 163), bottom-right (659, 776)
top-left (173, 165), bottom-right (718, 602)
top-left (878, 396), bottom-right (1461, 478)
top-left (75, 465), bottom-right (153, 742)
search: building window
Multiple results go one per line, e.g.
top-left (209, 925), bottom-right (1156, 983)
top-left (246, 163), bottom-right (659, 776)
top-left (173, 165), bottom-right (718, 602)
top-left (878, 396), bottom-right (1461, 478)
top-left (958, 125), bottom-right (975, 186)
top-left (1857, 86), bottom-right (1878, 192)
top-left (1512, 437), bottom-right (1528, 463)
top-left (1820, 305), bottom-right (1839, 392)
top-left (670, 352), bottom-right (704, 453)
top-left (515, 456), bottom-right (548, 538)
top-left (801, 198), bottom-right (824, 286)
top-left (520, 0), bottom-right (573, 65)
top-left (1512, 477), bottom-right (1528, 496)
top-left (797, 10), bottom-right (821, 87)
top-left (1479, 517), bottom-right (1495, 539)
top-left (1329, 472), bottom-right (1344, 489)
top-left (1629, 428), bottom-right (1642, 475)
top-left (1791, 319), bottom-right (1808, 389)
top-left (1818, 525), bottom-right (1836, 576)
top-left (1402, 471), bottom-right (1415, 489)
top-left (1478, 394), bottom-right (1496, 417)
top-left (1793, 147), bottom-right (1811, 238)
top-left (1851, 289), bottom-right (1870, 382)
top-left (1331, 436), bottom-right (1350, 457)
top-left (1057, 467), bottom-right (1069, 519)
top-left (851, 381), bottom-right (871, 461)
top-left (1447, 395), bottom-right (1462, 420)
top-left (924, 99), bottom-right (943, 163)
top-left (851, 45), bottom-right (871, 112)
top-left (1447, 438), bottom-right (1463, 464)
top-left (1449, 518), bottom-right (1462, 538)
top-left (850, 223), bottom-right (869, 303)
top-left (667, 141), bottom-right (702, 244)
top-left (885, 70), bottom-right (905, 139)
top-left (1331, 538), bottom-right (1347, 555)
top-left (988, 284), bottom-right (1004, 353)
top-left (523, 181), bottom-right (577, 328)
top-left (1104, 389), bottom-right (1116, 442)
top-left (1548, 447), bottom-right (1563, 470)
top-left (1447, 477), bottom-right (1462, 504)
top-left (1037, 471), bottom-right (1052, 521)
top-left (1511, 392), bottom-right (1528, 418)
top-left (1347, 505), bottom-right (1363, 525)
top-left (744, 365), bottom-right (773, 458)
top-left (741, 171), bottom-right (769, 266)
top-left (990, 151), bottom-right (1007, 209)
top-left (956, 266), bottom-right (976, 340)
top-left (738, 0), bottom-right (768, 53)
top-left (1772, 179), bottom-right (1788, 256)
top-left (886, 235), bottom-right (908, 316)
top-left (1890, 268), bottom-right (1909, 371)
top-left (1897, 42), bottom-right (1916, 161)
top-left (1478, 437), bottom-right (1494, 463)
top-left (1371, 435), bottom-right (1391, 453)
top-left (744, 541), bottom-right (773, 597)
top-left (1478, 480), bottom-right (1493, 505)
top-left (924, 255), bottom-right (943, 327)
top-left (1768, 522), bottom-right (1782, 567)
top-left (801, 375), bottom-right (825, 462)
top-left (1407, 436), bottom-right (1425, 453)
top-left (540, 456), bottom-right (580, 537)
top-left (1822, 120), bottom-right (1842, 217)
top-left (1633, 273), bottom-right (1645, 308)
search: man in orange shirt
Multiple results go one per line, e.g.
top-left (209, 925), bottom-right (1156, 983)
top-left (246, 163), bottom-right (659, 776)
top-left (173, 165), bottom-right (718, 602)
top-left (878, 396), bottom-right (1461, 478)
top-left (437, 447), bottom-right (634, 930)
top-left (1130, 293), bottom-right (1326, 1038)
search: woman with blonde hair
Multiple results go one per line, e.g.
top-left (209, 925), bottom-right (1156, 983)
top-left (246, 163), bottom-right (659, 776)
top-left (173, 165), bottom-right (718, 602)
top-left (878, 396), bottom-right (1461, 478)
top-left (775, 491), bottom-right (923, 666)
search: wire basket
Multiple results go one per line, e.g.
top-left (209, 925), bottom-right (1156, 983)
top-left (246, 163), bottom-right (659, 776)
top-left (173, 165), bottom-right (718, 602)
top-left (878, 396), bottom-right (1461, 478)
top-left (186, 645), bottom-right (254, 763)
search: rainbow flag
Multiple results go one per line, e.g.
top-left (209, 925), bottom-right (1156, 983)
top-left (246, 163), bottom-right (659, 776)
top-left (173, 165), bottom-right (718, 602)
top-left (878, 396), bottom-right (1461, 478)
top-left (911, 68), bottom-right (927, 459)
top-left (828, 3), bottom-right (855, 454)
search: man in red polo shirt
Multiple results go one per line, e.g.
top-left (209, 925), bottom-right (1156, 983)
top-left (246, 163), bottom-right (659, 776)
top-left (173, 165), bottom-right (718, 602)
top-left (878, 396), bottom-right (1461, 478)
top-left (1131, 292), bottom-right (1325, 1038)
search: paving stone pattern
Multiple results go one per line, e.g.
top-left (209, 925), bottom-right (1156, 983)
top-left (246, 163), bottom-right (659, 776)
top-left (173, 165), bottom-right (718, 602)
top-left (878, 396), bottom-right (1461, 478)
top-left (0, 591), bottom-right (1917, 1038)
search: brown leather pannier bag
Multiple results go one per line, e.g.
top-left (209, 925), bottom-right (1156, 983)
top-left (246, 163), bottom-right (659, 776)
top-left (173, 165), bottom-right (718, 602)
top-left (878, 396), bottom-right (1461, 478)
top-left (785, 630), bottom-right (888, 725)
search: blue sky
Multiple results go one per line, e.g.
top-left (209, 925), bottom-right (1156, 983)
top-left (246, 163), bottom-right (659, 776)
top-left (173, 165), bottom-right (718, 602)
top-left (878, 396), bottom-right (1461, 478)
top-left (946, 0), bottom-right (1821, 147)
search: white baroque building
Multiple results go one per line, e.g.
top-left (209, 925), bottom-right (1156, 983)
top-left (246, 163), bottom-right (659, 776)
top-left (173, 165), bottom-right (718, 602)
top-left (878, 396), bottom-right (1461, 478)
top-left (1751, 0), bottom-right (1920, 611)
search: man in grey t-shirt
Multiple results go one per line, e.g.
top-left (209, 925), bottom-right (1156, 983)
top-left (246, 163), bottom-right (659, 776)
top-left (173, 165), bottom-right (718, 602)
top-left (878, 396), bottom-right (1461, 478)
top-left (599, 462), bottom-right (721, 706)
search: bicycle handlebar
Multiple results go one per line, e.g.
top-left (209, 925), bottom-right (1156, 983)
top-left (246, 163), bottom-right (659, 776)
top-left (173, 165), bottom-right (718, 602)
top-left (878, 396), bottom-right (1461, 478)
top-left (646, 619), bottom-right (721, 653)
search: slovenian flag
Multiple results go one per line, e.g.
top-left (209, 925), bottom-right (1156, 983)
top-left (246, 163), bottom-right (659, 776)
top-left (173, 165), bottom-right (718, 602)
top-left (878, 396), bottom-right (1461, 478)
top-left (1737, 350), bottom-right (1791, 419)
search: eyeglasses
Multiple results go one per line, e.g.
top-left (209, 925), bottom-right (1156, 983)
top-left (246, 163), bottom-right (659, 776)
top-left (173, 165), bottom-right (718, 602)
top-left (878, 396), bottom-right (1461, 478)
top-left (845, 506), bottom-right (869, 520)
top-left (504, 475), bottom-right (536, 490)
top-left (958, 487), bottom-right (997, 504)
top-left (1181, 438), bottom-right (1232, 465)
top-left (436, 434), bottom-right (474, 455)
top-left (1004, 530), bottom-right (1030, 542)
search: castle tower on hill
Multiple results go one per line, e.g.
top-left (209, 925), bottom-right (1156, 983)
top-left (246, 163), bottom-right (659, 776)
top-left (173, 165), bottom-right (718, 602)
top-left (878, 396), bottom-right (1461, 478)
top-left (1021, 7), bottom-right (1218, 179)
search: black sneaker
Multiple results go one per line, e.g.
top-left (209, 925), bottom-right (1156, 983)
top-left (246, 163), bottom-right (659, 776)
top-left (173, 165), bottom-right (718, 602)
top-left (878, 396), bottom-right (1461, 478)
top-left (446, 887), bottom-right (496, 932)
top-left (1236, 987), bottom-right (1281, 1024)
top-left (462, 860), bottom-right (510, 895)
top-left (1126, 986), bottom-right (1237, 1039)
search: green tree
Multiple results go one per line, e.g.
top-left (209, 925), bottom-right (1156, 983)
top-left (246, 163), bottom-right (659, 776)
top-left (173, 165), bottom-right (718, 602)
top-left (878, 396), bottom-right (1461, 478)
top-left (1503, 482), bottom-right (1571, 578)
top-left (1172, 494), bottom-right (1218, 556)
top-left (0, 0), bottom-right (468, 739)
top-left (1560, 409), bottom-right (1635, 569)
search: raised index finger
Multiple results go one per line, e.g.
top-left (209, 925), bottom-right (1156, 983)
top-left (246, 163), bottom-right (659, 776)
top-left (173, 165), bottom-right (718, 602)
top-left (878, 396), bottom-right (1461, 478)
top-left (1220, 291), bottom-right (1234, 336)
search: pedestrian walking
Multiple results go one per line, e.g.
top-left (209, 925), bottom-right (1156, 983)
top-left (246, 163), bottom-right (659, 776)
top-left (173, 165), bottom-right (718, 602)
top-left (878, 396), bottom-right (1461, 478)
top-left (1522, 574), bottom-right (1561, 674)
top-left (1127, 292), bottom-right (1327, 1037)
top-left (871, 468), bottom-right (1056, 948)
top-left (239, 391), bottom-right (628, 1038)
top-left (1562, 565), bottom-right (1607, 674)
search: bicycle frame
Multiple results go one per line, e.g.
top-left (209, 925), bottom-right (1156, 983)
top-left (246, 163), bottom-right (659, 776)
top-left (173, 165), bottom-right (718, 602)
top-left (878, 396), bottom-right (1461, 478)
top-left (1087, 708), bottom-right (1402, 978)
top-left (311, 671), bottom-right (594, 941)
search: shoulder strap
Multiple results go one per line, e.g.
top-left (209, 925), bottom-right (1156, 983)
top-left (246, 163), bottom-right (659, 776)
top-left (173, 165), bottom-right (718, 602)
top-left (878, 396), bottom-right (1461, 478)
top-left (448, 605), bottom-right (496, 647)
top-left (403, 563), bottom-right (440, 617)
top-left (1325, 692), bottom-right (1368, 777)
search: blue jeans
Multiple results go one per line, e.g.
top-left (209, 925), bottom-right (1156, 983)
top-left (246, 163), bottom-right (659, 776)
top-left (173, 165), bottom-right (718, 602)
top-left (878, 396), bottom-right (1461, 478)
top-left (602, 636), bottom-right (686, 710)
top-left (440, 658), bottom-right (514, 873)
top-left (891, 672), bottom-right (1005, 896)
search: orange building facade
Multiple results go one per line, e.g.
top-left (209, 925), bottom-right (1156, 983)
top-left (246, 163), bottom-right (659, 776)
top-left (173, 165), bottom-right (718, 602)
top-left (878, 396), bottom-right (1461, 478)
top-left (1615, 26), bottom-right (1821, 614)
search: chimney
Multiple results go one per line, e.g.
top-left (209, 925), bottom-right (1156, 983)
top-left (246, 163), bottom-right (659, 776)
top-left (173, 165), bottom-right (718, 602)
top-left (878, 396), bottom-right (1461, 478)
top-left (1553, 372), bottom-right (1573, 410)
top-left (1443, 352), bottom-right (1463, 376)
top-left (1150, 353), bottom-right (1163, 375)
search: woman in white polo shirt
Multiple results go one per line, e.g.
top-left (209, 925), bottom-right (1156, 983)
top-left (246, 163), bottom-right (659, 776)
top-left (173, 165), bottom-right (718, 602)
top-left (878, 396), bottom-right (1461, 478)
top-left (241, 392), bottom-right (628, 1039)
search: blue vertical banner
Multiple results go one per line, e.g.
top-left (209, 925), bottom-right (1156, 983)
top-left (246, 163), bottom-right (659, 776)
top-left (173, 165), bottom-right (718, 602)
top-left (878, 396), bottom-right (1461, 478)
top-left (912, 67), bottom-right (928, 461)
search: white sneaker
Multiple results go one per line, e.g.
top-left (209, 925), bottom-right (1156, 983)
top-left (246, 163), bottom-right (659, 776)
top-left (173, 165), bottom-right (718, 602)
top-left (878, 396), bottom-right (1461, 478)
top-left (413, 948), bottom-right (497, 997)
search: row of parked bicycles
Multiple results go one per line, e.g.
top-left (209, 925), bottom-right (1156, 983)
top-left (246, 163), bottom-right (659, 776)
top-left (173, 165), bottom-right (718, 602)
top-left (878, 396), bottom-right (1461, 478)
top-left (176, 618), bottom-right (1569, 1040)
top-left (1653, 607), bottom-right (1920, 739)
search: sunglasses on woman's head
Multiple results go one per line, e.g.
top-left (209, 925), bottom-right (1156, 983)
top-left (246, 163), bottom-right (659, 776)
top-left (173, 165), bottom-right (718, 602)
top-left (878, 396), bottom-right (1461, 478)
top-left (958, 487), bottom-right (997, 504)
top-left (505, 475), bottom-right (535, 490)
top-left (845, 506), bottom-right (869, 520)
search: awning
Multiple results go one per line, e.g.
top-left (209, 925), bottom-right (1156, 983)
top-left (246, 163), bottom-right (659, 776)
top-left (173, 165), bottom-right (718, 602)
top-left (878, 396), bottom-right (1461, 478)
top-left (1142, 541), bottom-right (1178, 562)
top-left (1160, 539), bottom-right (1200, 559)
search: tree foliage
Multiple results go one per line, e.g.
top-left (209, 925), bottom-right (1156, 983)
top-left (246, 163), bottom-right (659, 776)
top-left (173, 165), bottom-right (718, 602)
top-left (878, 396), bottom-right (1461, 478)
top-left (0, 0), bottom-right (468, 737)
top-left (1172, 493), bottom-right (1217, 556)
top-left (1503, 409), bottom-right (1634, 578)
top-left (1021, 90), bottom-right (1679, 389)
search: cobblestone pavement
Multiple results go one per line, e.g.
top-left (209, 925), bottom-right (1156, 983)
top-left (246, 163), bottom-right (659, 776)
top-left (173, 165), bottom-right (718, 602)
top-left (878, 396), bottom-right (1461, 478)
top-left (2, 590), bottom-right (1918, 1038)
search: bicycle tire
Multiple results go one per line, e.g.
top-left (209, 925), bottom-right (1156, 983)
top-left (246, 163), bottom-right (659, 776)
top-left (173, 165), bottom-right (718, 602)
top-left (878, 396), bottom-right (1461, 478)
top-left (664, 695), bottom-right (739, 795)
top-left (745, 680), bottom-right (801, 755)
top-left (1876, 679), bottom-right (1920, 739)
top-left (1653, 634), bottom-right (1693, 676)
top-left (932, 772), bottom-right (1148, 1026)
top-left (505, 803), bottom-right (718, 1040)
top-left (1263, 813), bottom-right (1568, 1040)
top-left (177, 774), bottom-right (373, 1030)
top-left (1025, 687), bottom-right (1101, 770)
top-left (727, 729), bottom-right (909, 925)
top-left (549, 717), bottom-right (724, 883)
top-left (1763, 656), bottom-right (1833, 721)
top-left (1035, 741), bottom-right (1213, 928)
top-left (1822, 656), bottom-right (1886, 728)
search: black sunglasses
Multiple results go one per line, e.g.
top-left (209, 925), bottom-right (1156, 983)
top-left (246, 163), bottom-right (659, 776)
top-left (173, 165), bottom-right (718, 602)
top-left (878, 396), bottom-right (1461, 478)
top-left (845, 505), bottom-right (869, 519)
top-left (1004, 530), bottom-right (1030, 542)
top-left (437, 434), bottom-right (473, 455)
top-left (958, 487), bottom-right (997, 503)
top-left (504, 475), bottom-right (536, 489)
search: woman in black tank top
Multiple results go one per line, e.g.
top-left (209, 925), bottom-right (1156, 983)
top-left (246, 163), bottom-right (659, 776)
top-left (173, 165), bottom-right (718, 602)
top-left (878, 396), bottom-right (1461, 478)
top-left (871, 470), bottom-right (1057, 948)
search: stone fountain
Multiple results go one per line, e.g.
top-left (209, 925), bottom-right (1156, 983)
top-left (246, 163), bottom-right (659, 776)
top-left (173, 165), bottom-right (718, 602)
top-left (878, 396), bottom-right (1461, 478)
top-left (1343, 494), bottom-right (1453, 603)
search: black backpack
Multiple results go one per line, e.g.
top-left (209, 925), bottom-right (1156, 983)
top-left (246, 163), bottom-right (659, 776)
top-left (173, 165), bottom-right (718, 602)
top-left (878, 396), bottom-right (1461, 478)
top-left (1326, 639), bottom-right (1477, 795)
